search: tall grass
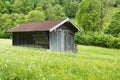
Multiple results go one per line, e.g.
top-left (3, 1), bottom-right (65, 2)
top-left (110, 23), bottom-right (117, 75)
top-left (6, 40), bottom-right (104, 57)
top-left (0, 39), bottom-right (120, 80)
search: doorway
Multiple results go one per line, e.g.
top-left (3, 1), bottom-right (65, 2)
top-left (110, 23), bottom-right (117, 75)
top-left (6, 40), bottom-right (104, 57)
top-left (64, 32), bottom-right (74, 52)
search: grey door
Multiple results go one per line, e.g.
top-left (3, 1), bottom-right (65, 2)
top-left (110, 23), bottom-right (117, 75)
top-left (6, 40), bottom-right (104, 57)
top-left (64, 32), bottom-right (74, 52)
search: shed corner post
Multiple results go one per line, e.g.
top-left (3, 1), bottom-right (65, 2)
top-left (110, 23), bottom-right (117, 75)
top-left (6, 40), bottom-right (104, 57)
top-left (49, 31), bottom-right (52, 51)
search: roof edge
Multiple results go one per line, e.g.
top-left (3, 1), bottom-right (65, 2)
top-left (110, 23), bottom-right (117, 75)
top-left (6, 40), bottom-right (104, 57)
top-left (69, 20), bottom-right (81, 32)
top-left (50, 18), bottom-right (80, 32)
top-left (50, 18), bottom-right (69, 32)
top-left (7, 24), bottom-right (21, 32)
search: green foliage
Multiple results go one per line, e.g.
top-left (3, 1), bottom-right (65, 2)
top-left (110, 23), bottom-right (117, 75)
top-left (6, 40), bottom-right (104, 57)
top-left (63, 1), bottom-right (79, 18)
top-left (45, 4), bottom-right (66, 20)
top-left (75, 32), bottom-right (120, 49)
top-left (76, 0), bottom-right (117, 32)
top-left (26, 10), bottom-right (45, 22)
top-left (2, 1), bottom-right (12, 13)
top-left (0, 31), bottom-right (11, 38)
top-left (0, 0), bottom-right (79, 17)
top-left (0, 13), bottom-right (27, 38)
top-left (114, 0), bottom-right (120, 7)
top-left (0, 14), bottom-right (12, 31)
top-left (0, 0), bottom-right (3, 13)
top-left (12, 0), bottom-right (30, 14)
top-left (76, 0), bottom-right (100, 32)
top-left (97, 0), bottom-right (116, 7)
top-left (0, 39), bottom-right (120, 79)
top-left (105, 12), bottom-right (120, 37)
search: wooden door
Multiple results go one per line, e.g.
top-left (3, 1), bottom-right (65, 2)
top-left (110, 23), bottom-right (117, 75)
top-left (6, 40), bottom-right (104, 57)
top-left (64, 32), bottom-right (74, 52)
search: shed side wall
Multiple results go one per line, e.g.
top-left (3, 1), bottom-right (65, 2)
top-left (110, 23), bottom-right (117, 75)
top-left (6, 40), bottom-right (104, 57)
top-left (13, 31), bottom-right (49, 49)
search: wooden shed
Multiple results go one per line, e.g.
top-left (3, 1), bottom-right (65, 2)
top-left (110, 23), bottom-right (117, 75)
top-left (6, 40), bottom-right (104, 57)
top-left (7, 18), bottom-right (80, 52)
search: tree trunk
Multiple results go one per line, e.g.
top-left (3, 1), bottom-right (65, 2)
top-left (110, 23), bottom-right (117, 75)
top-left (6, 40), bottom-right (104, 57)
top-left (100, 3), bottom-right (103, 32)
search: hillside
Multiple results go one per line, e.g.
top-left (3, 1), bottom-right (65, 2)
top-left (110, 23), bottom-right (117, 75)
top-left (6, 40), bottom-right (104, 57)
top-left (0, 39), bottom-right (120, 80)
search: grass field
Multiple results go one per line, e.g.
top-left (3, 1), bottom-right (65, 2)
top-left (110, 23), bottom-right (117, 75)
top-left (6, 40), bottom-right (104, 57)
top-left (0, 39), bottom-right (120, 80)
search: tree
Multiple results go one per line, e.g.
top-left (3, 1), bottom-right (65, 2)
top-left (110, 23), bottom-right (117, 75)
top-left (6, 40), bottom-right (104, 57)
top-left (15, 14), bottom-right (27, 25)
top-left (95, 0), bottom-right (116, 32)
top-left (105, 12), bottom-right (120, 37)
top-left (26, 10), bottom-right (45, 22)
top-left (12, 0), bottom-right (25, 13)
top-left (76, 0), bottom-right (100, 32)
top-left (2, 1), bottom-right (12, 13)
top-left (76, 0), bottom-right (115, 32)
top-left (64, 1), bottom-right (79, 18)
top-left (45, 4), bottom-right (66, 20)
top-left (0, 0), bottom-right (4, 13)
top-left (57, 0), bottom-right (80, 18)
top-left (52, 4), bottom-right (66, 19)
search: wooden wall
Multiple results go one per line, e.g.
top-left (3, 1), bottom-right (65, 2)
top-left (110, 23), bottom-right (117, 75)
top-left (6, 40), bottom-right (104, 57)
top-left (33, 31), bottom-right (49, 48)
top-left (50, 30), bottom-right (64, 52)
top-left (13, 31), bottom-right (49, 49)
top-left (13, 32), bottom-right (34, 45)
top-left (50, 23), bottom-right (76, 52)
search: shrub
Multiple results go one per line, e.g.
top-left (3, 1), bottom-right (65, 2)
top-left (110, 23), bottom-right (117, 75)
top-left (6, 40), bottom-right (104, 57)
top-left (0, 31), bottom-right (11, 38)
top-left (75, 32), bottom-right (120, 49)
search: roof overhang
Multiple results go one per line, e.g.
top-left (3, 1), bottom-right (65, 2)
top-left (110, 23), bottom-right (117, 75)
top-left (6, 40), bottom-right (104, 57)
top-left (50, 18), bottom-right (80, 32)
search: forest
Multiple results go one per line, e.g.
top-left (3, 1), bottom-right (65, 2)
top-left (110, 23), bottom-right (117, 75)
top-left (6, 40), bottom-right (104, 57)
top-left (0, 0), bottom-right (120, 49)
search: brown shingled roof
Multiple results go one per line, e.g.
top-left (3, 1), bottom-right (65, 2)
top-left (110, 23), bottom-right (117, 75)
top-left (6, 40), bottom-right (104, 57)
top-left (7, 19), bottom-right (65, 32)
top-left (7, 18), bottom-right (80, 32)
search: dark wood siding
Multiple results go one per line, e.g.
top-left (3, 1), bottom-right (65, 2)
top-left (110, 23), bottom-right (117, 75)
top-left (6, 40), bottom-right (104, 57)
top-left (13, 31), bottom-right (49, 49)
top-left (33, 31), bottom-right (49, 48)
top-left (13, 32), bottom-right (34, 45)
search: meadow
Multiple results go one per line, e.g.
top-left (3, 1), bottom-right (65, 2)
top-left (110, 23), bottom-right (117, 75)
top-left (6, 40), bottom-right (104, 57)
top-left (0, 39), bottom-right (120, 80)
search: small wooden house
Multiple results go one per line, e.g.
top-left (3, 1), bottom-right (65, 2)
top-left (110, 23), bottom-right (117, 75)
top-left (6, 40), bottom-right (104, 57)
top-left (8, 18), bottom-right (80, 52)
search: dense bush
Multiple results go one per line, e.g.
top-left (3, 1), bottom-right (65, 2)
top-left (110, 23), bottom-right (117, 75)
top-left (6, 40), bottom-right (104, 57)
top-left (75, 32), bottom-right (120, 49)
top-left (0, 31), bottom-right (11, 38)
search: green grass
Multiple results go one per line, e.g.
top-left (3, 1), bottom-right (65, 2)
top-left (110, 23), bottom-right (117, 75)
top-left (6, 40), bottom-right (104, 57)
top-left (0, 39), bottom-right (120, 80)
